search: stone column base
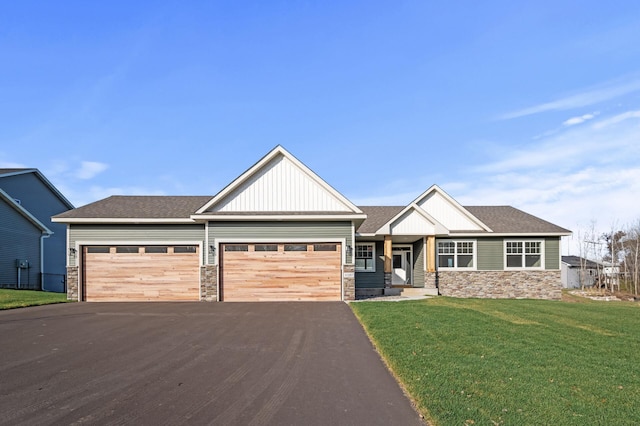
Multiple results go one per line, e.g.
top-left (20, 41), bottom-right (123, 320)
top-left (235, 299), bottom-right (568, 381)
top-left (200, 265), bottom-right (218, 301)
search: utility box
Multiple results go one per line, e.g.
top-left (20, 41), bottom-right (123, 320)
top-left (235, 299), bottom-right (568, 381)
top-left (15, 259), bottom-right (29, 269)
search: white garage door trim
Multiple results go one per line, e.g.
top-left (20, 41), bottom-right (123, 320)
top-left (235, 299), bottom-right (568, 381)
top-left (214, 237), bottom-right (347, 302)
top-left (75, 240), bottom-right (203, 301)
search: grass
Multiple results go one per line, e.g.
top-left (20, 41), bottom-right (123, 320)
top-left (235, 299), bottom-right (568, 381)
top-left (0, 289), bottom-right (68, 310)
top-left (351, 297), bottom-right (640, 425)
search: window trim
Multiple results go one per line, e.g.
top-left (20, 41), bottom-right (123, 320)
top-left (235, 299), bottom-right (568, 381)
top-left (436, 239), bottom-right (477, 270)
top-left (504, 239), bottom-right (545, 270)
top-left (355, 242), bottom-right (376, 273)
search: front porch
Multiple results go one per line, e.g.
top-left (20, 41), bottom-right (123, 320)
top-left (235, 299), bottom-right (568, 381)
top-left (354, 234), bottom-right (439, 298)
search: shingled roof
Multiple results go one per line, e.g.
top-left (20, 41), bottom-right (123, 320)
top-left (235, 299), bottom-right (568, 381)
top-left (53, 196), bottom-right (570, 235)
top-left (53, 196), bottom-right (211, 219)
top-left (464, 206), bottom-right (570, 234)
top-left (356, 206), bottom-right (405, 233)
top-left (355, 205), bottom-right (569, 234)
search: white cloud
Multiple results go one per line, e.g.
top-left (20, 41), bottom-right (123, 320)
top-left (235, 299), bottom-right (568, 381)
top-left (499, 78), bottom-right (640, 120)
top-left (75, 161), bottom-right (109, 180)
top-left (454, 111), bottom-right (640, 255)
top-left (592, 110), bottom-right (640, 129)
top-left (563, 112), bottom-right (598, 126)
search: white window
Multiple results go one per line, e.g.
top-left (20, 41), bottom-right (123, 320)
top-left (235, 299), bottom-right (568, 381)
top-left (356, 243), bottom-right (376, 272)
top-left (505, 240), bottom-right (543, 269)
top-left (437, 240), bottom-right (475, 269)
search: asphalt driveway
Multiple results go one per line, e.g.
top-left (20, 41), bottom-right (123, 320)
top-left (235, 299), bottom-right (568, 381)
top-left (0, 302), bottom-right (423, 425)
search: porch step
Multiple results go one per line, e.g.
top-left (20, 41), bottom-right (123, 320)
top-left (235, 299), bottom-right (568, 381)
top-left (401, 287), bottom-right (439, 297)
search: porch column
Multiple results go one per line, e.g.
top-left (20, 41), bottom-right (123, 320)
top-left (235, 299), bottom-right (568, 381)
top-left (384, 235), bottom-right (392, 288)
top-left (426, 235), bottom-right (436, 273)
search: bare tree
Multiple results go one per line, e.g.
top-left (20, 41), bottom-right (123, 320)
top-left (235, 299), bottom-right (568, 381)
top-left (624, 219), bottom-right (640, 296)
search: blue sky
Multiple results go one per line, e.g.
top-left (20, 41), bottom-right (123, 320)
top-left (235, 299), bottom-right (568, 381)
top-left (2, 1), bottom-right (640, 254)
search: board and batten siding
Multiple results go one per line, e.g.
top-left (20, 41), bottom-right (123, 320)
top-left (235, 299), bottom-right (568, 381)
top-left (354, 241), bottom-right (384, 288)
top-left (209, 221), bottom-right (353, 264)
top-left (0, 201), bottom-right (42, 289)
top-left (68, 224), bottom-right (205, 267)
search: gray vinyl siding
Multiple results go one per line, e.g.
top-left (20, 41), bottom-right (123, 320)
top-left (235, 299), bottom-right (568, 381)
top-left (413, 238), bottom-right (425, 287)
top-left (0, 201), bottom-right (42, 289)
top-left (446, 237), bottom-right (562, 271)
top-left (68, 224), bottom-right (205, 267)
top-left (545, 238), bottom-right (560, 270)
top-left (209, 221), bottom-right (353, 264)
top-left (477, 238), bottom-right (504, 270)
top-left (0, 173), bottom-right (71, 289)
top-left (355, 241), bottom-right (384, 288)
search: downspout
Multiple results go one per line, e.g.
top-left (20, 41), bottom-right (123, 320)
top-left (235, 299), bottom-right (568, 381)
top-left (40, 232), bottom-right (52, 291)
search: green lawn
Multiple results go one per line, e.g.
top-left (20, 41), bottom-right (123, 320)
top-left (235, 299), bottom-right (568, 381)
top-left (0, 289), bottom-right (68, 310)
top-left (351, 297), bottom-right (640, 426)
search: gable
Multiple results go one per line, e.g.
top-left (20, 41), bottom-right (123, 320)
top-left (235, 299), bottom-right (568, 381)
top-left (0, 169), bottom-right (74, 211)
top-left (0, 188), bottom-right (52, 233)
top-left (390, 209), bottom-right (437, 235)
top-left (198, 146), bottom-right (361, 214)
top-left (415, 187), bottom-right (487, 231)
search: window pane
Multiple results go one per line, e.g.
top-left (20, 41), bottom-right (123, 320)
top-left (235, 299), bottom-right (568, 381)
top-left (458, 255), bottom-right (473, 268)
top-left (507, 255), bottom-right (522, 268)
top-left (284, 244), bottom-right (307, 251)
top-left (356, 244), bottom-right (373, 259)
top-left (255, 244), bottom-right (277, 251)
top-left (356, 258), bottom-right (366, 269)
top-left (224, 244), bottom-right (248, 252)
top-left (438, 242), bottom-right (455, 254)
top-left (393, 254), bottom-right (402, 268)
top-left (314, 244), bottom-right (337, 251)
top-left (87, 246), bottom-right (110, 253)
top-left (525, 254), bottom-right (541, 267)
top-left (145, 246), bottom-right (167, 253)
top-left (439, 255), bottom-right (454, 268)
top-left (174, 246), bottom-right (197, 253)
top-left (506, 242), bottom-right (523, 254)
top-left (116, 246), bottom-right (139, 254)
top-left (457, 242), bottom-right (473, 254)
top-left (525, 242), bottom-right (541, 254)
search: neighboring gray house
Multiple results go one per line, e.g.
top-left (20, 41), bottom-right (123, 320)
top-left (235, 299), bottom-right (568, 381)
top-left (0, 169), bottom-right (74, 292)
top-left (53, 146), bottom-right (571, 302)
top-left (561, 255), bottom-right (600, 289)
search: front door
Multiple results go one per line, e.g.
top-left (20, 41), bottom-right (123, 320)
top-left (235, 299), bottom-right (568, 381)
top-left (392, 247), bottom-right (412, 285)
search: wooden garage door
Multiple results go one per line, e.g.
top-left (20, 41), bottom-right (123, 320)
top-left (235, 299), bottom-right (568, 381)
top-left (221, 243), bottom-right (342, 301)
top-left (82, 245), bottom-right (200, 301)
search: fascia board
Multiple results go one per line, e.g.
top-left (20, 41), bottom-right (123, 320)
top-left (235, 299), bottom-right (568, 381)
top-left (0, 168), bottom-right (75, 209)
top-left (33, 170), bottom-right (75, 209)
top-left (0, 188), bottom-right (53, 234)
top-left (51, 217), bottom-right (197, 224)
top-left (449, 232), bottom-right (573, 237)
top-left (412, 184), bottom-right (493, 232)
top-left (374, 203), bottom-right (448, 235)
top-left (190, 213), bottom-right (368, 221)
top-left (195, 146), bottom-right (284, 214)
top-left (195, 145), bottom-right (363, 215)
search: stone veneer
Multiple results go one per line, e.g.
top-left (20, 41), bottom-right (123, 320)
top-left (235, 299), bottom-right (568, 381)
top-left (200, 265), bottom-right (218, 301)
top-left (343, 264), bottom-right (355, 301)
top-left (437, 270), bottom-right (562, 300)
top-left (67, 266), bottom-right (79, 301)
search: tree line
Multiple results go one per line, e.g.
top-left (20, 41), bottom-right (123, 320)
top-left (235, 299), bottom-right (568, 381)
top-left (577, 219), bottom-right (640, 295)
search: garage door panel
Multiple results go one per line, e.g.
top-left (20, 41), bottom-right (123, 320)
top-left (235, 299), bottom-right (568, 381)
top-left (221, 243), bottom-right (341, 302)
top-left (83, 246), bottom-right (200, 301)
